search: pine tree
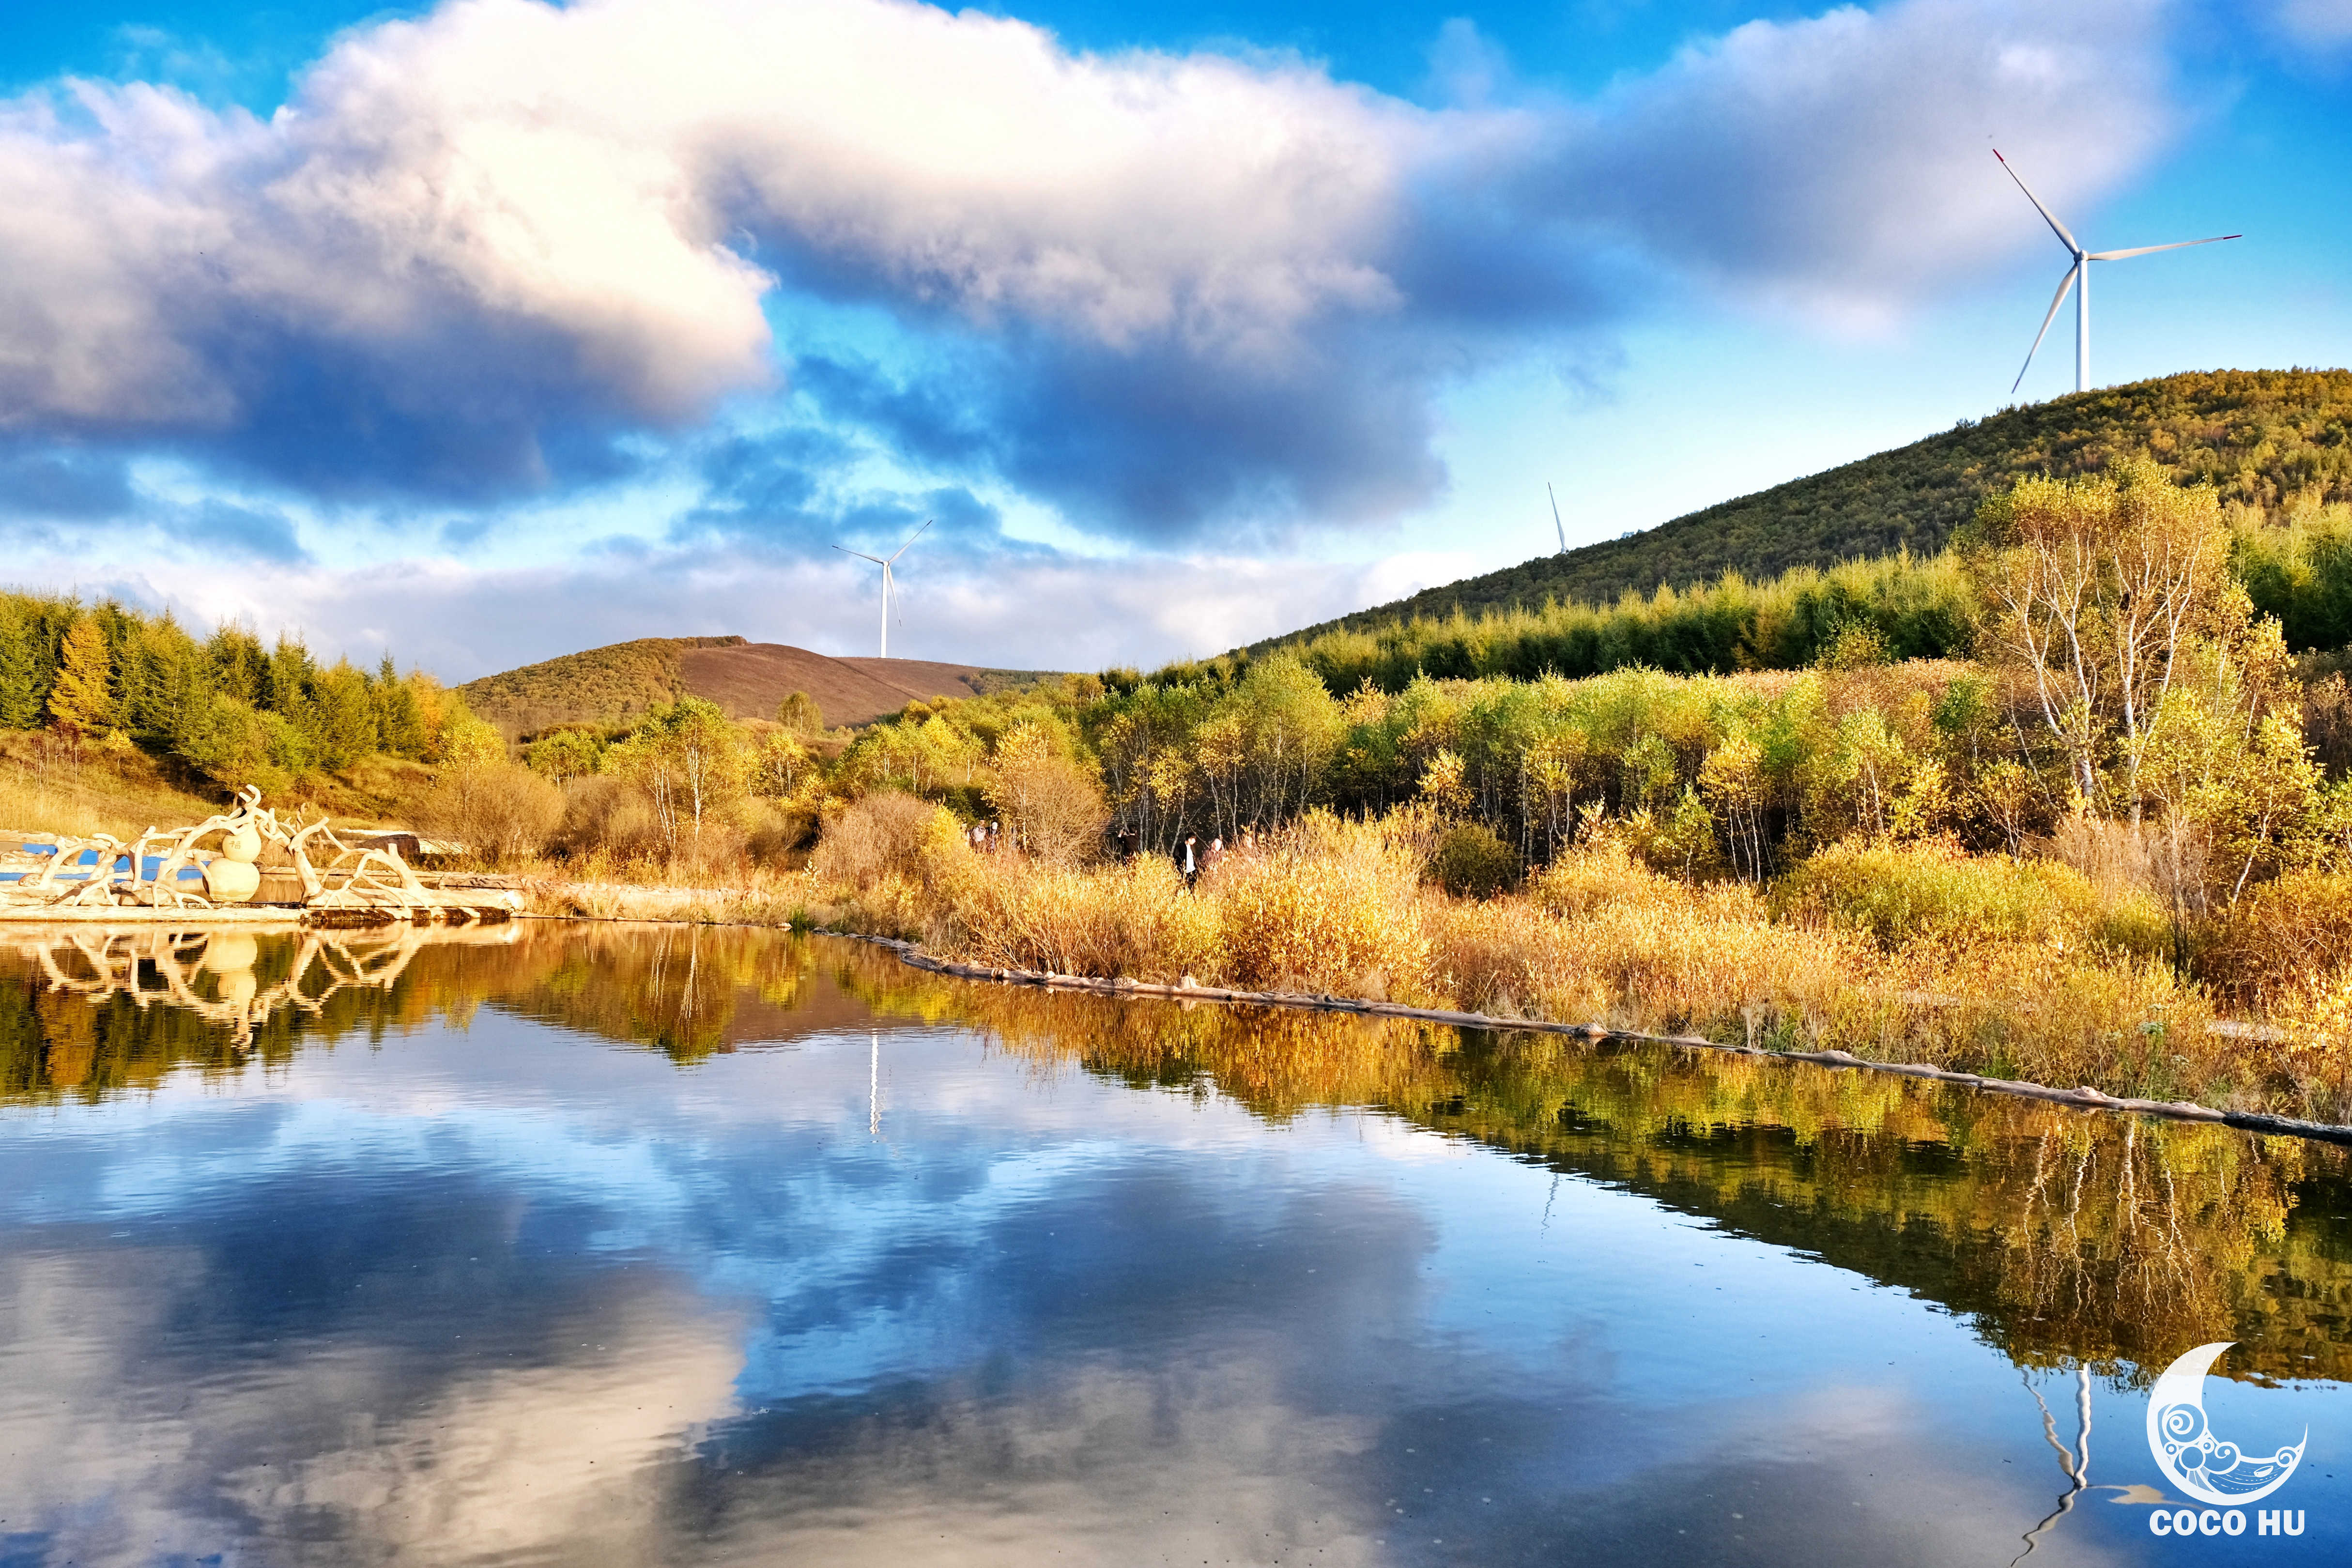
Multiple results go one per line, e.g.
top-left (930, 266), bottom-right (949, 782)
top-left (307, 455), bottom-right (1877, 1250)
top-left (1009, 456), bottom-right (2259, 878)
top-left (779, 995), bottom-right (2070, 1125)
top-left (0, 600), bottom-right (38, 729)
top-left (46, 617), bottom-right (118, 737)
top-left (308, 661), bottom-right (379, 769)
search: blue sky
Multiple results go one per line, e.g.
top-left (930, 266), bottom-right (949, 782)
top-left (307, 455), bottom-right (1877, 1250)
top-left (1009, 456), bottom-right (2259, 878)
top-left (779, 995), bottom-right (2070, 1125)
top-left (0, 0), bottom-right (2347, 679)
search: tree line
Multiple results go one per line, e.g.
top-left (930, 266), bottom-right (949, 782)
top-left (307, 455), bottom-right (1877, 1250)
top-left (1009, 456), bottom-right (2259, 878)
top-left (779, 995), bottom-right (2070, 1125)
top-left (821, 462), bottom-right (2352, 934)
top-left (0, 589), bottom-right (491, 791)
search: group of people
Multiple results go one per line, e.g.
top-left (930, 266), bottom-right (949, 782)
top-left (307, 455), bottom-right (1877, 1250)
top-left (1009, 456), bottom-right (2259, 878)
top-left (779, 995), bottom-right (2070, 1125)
top-left (978, 820), bottom-right (1259, 886)
top-left (1168, 826), bottom-right (1256, 886)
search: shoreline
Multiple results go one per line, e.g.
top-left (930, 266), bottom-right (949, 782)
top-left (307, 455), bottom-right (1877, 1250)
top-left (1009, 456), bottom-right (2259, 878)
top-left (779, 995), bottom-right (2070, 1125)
top-left (65, 895), bottom-right (2341, 1145)
top-left (813, 929), bottom-right (2352, 1149)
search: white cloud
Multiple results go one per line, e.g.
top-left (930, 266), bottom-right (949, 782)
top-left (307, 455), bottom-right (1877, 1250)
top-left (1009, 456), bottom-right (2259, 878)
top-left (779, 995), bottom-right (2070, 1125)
top-left (0, 0), bottom-right (2183, 528)
top-left (1561, 0), bottom-right (2177, 329)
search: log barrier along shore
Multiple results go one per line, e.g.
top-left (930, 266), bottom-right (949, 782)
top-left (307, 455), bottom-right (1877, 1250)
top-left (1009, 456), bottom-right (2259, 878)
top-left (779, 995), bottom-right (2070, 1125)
top-left (821, 930), bottom-right (2352, 1148)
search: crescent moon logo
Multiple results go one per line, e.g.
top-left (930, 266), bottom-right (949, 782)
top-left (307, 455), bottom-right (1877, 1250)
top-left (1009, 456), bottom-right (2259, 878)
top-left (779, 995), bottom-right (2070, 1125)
top-left (2144, 1342), bottom-right (2307, 1506)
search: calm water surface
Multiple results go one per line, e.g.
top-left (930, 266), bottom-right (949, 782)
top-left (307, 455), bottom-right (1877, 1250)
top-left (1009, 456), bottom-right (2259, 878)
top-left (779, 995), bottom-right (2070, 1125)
top-left (2, 923), bottom-right (2348, 1566)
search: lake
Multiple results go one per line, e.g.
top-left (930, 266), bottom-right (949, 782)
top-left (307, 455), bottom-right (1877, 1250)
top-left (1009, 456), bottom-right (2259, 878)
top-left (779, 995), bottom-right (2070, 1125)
top-left (2, 922), bottom-right (2346, 1566)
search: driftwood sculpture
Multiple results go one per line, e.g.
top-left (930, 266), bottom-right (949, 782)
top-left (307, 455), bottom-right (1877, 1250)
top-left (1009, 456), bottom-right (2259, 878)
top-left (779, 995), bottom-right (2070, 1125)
top-left (1, 787), bottom-right (519, 924)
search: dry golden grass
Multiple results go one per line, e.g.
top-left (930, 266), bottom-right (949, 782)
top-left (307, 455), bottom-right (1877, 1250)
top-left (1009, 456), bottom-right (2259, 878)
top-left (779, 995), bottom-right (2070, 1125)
top-left (0, 735), bottom-right (223, 840)
top-left (787, 809), bottom-right (2320, 1115)
top-left (496, 794), bottom-right (2352, 1121)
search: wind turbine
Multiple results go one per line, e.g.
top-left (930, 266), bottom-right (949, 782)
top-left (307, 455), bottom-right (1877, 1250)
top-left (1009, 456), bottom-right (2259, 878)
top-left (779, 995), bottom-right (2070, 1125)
top-left (1996, 150), bottom-right (2239, 396)
top-left (1548, 482), bottom-right (1567, 554)
top-left (832, 519), bottom-right (930, 659)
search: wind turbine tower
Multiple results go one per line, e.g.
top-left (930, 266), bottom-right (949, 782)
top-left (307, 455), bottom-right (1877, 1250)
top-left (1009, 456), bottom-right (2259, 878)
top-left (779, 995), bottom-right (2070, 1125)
top-left (833, 519), bottom-right (931, 659)
top-left (1995, 151), bottom-right (2239, 396)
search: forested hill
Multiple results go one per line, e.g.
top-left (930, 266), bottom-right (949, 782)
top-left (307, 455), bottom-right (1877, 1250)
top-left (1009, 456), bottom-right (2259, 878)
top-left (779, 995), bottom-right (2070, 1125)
top-left (1264, 368), bottom-right (2352, 646)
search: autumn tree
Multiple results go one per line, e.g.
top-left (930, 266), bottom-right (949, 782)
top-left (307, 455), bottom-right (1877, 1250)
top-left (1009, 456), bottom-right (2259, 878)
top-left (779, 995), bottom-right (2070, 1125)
top-left (775, 691), bottom-right (823, 735)
top-left (523, 726), bottom-right (609, 785)
top-left (609, 698), bottom-right (747, 859)
top-left (984, 723), bottom-right (1107, 865)
top-left (1963, 459), bottom-right (2237, 815)
top-left (46, 617), bottom-right (117, 737)
top-left (750, 728), bottom-right (814, 799)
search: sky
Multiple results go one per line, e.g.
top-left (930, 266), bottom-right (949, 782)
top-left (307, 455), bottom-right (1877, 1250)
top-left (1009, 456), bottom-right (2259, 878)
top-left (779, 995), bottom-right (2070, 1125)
top-left (0, 0), bottom-right (2348, 682)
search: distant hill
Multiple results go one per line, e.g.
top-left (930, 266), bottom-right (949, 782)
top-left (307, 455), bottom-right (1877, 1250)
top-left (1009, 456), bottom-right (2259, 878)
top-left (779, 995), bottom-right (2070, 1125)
top-left (459, 636), bottom-right (1055, 737)
top-left (1265, 368), bottom-right (2352, 647)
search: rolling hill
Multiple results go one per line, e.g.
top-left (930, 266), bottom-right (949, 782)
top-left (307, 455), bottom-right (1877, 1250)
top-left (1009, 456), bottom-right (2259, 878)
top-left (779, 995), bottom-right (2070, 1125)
top-left (459, 636), bottom-right (1055, 737)
top-left (1262, 368), bottom-right (2352, 648)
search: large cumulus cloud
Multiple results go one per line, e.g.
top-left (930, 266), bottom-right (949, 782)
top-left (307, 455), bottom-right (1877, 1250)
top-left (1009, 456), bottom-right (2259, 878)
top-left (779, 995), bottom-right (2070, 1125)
top-left (0, 0), bottom-right (2178, 538)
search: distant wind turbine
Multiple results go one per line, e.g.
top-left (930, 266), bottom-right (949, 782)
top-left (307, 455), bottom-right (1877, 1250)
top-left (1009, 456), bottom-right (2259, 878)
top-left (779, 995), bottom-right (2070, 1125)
top-left (1996, 150), bottom-right (2239, 397)
top-left (833, 519), bottom-right (930, 659)
top-left (1548, 483), bottom-right (1567, 554)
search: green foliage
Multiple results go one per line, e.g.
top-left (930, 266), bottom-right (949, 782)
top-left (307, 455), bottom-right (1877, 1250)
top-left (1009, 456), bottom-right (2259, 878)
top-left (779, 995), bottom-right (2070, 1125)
top-left (1430, 822), bottom-right (1520, 897)
top-left (522, 725), bottom-right (615, 784)
top-left (1278, 368), bottom-right (2352, 638)
top-left (2234, 500), bottom-right (2352, 651)
top-left (307, 662), bottom-right (380, 769)
top-left (775, 690), bottom-right (823, 734)
top-left (1772, 840), bottom-right (2096, 949)
top-left (373, 655), bottom-right (428, 756)
top-left (607, 696), bottom-right (750, 856)
top-left (0, 588), bottom-right (456, 789)
top-left (1185, 552), bottom-right (1982, 696)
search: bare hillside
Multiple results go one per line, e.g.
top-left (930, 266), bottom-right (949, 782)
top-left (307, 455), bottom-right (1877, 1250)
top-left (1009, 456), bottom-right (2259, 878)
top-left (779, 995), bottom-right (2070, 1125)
top-left (459, 636), bottom-right (1054, 736)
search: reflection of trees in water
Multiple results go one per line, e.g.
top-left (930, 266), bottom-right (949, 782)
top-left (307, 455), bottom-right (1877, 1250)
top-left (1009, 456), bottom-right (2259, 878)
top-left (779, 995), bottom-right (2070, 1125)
top-left (492, 924), bottom-right (812, 1061)
top-left (825, 944), bottom-right (2352, 1387)
top-left (0, 924), bottom-right (818, 1103)
top-left (0, 923), bottom-right (536, 1099)
top-left (5, 928), bottom-right (2347, 1388)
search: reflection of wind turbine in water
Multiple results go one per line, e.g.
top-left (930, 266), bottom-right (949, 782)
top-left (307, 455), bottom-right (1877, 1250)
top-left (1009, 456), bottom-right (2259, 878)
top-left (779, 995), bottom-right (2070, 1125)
top-left (2012, 1366), bottom-right (2092, 1565)
top-left (869, 1029), bottom-right (880, 1138)
top-left (832, 520), bottom-right (932, 659)
top-left (2008, 1366), bottom-right (2165, 1564)
top-left (1995, 150), bottom-right (2240, 396)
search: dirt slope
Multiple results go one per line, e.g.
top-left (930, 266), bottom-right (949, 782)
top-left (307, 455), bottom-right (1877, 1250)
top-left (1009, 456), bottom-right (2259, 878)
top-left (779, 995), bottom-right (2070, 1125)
top-left (460, 637), bottom-right (1056, 735)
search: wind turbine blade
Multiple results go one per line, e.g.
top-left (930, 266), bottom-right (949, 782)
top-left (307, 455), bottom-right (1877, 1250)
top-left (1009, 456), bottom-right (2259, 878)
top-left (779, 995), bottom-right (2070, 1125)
top-left (887, 518), bottom-right (933, 563)
top-left (833, 546), bottom-right (887, 564)
top-left (2086, 235), bottom-right (2241, 261)
top-left (1994, 150), bottom-right (2080, 254)
top-left (2012, 261), bottom-right (2079, 395)
top-left (1548, 483), bottom-right (1566, 553)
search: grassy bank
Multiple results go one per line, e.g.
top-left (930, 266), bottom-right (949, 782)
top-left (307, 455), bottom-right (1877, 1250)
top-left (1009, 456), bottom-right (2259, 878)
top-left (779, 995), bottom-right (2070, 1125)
top-left (779, 801), bottom-right (2348, 1124)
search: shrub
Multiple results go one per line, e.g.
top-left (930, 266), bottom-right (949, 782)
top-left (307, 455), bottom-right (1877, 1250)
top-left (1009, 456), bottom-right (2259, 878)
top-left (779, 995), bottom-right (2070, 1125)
top-left (2197, 869), bottom-right (2352, 1006)
top-left (1527, 840), bottom-right (1680, 919)
top-left (1211, 814), bottom-right (1431, 997)
top-left (551, 774), bottom-right (662, 861)
top-left (1430, 822), bottom-right (1520, 898)
top-left (1772, 838), bottom-right (2099, 950)
top-left (940, 855), bottom-right (1223, 981)
top-left (742, 799), bottom-right (819, 864)
top-left (420, 763), bottom-right (566, 866)
top-left (812, 790), bottom-right (957, 889)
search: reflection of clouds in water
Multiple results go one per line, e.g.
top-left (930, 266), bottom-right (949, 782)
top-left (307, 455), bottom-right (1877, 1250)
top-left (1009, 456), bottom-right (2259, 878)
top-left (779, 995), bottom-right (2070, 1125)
top-left (0, 1244), bottom-right (744, 1568)
top-left (0, 1249), bottom-right (216, 1567)
top-left (692, 1359), bottom-right (1386, 1568)
top-left (7, 941), bottom-right (2313, 1568)
top-left (1351, 1112), bottom-right (1474, 1164)
top-left (229, 1297), bottom-right (741, 1567)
